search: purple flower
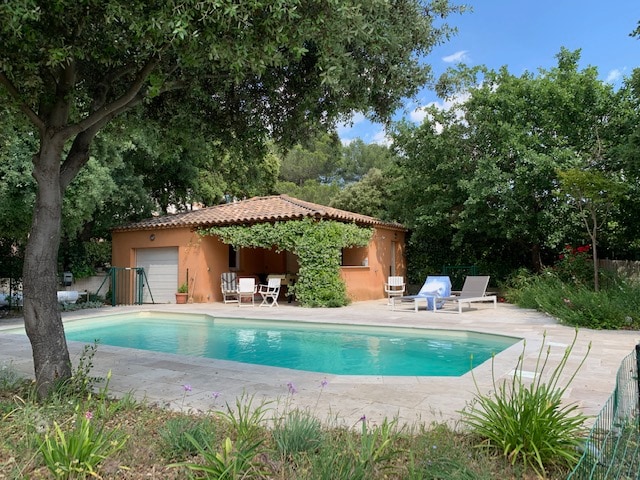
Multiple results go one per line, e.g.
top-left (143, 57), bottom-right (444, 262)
top-left (211, 391), bottom-right (221, 399)
top-left (85, 411), bottom-right (93, 420)
top-left (320, 379), bottom-right (328, 388)
top-left (183, 384), bottom-right (192, 392)
top-left (360, 414), bottom-right (366, 423)
top-left (287, 381), bottom-right (297, 394)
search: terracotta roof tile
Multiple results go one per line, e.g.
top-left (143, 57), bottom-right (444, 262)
top-left (112, 194), bottom-right (405, 232)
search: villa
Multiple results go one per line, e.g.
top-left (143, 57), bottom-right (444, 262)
top-left (111, 195), bottom-right (407, 304)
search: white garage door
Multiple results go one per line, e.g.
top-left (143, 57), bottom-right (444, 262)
top-left (136, 247), bottom-right (178, 303)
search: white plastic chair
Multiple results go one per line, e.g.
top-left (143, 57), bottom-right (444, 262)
top-left (237, 278), bottom-right (257, 307)
top-left (258, 277), bottom-right (281, 307)
top-left (384, 276), bottom-right (406, 304)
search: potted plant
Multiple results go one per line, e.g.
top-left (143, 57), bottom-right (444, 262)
top-left (175, 283), bottom-right (188, 304)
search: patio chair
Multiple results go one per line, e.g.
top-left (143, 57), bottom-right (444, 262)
top-left (384, 276), bottom-right (406, 305)
top-left (441, 275), bottom-right (497, 313)
top-left (237, 277), bottom-right (257, 306)
top-left (220, 272), bottom-right (239, 303)
top-left (391, 275), bottom-right (451, 312)
top-left (258, 277), bottom-right (281, 307)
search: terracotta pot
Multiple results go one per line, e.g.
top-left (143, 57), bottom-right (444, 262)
top-left (175, 293), bottom-right (188, 304)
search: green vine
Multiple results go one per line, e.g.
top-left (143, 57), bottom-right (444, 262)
top-left (199, 218), bottom-right (373, 307)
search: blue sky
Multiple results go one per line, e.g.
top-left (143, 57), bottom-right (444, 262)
top-left (337, 1), bottom-right (640, 145)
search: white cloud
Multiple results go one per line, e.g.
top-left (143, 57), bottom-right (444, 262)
top-left (370, 129), bottom-right (391, 146)
top-left (410, 92), bottom-right (471, 123)
top-left (410, 103), bottom-right (437, 123)
top-left (605, 68), bottom-right (623, 84)
top-left (442, 50), bottom-right (469, 63)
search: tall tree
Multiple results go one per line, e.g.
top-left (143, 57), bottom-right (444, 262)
top-left (329, 167), bottom-right (392, 217)
top-left (339, 139), bottom-right (394, 184)
top-left (557, 169), bottom-right (628, 291)
top-left (393, 49), bottom-right (622, 278)
top-left (278, 132), bottom-right (343, 186)
top-left (0, 0), bottom-right (463, 396)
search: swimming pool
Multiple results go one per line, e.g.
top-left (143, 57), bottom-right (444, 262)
top-left (58, 312), bottom-right (519, 376)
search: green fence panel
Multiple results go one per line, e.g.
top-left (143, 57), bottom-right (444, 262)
top-left (95, 267), bottom-right (154, 306)
top-left (441, 265), bottom-right (478, 290)
top-left (567, 345), bottom-right (640, 479)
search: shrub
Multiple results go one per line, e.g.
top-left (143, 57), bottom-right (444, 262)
top-left (505, 270), bottom-right (640, 329)
top-left (462, 330), bottom-right (590, 476)
top-left (219, 392), bottom-right (271, 443)
top-left (170, 436), bottom-right (267, 479)
top-left (38, 406), bottom-right (128, 479)
top-left (554, 244), bottom-right (594, 287)
top-left (53, 342), bottom-right (103, 400)
top-left (0, 362), bottom-right (23, 391)
top-left (158, 416), bottom-right (217, 460)
top-left (273, 408), bottom-right (324, 458)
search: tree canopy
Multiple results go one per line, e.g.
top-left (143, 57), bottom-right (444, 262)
top-left (390, 49), bottom-right (640, 281)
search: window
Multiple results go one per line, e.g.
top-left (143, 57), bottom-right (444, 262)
top-left (341, 246), bottom-right (369, 266)
top-left (228, 244), bottom-right (240, 270)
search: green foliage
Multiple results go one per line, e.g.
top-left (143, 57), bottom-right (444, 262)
top-left (0, 362), bottom-right (23, 391)
top-left (0, 376), bottom-right (586, 478)
top-left (347, 417), bottom-right (398, 472)
top-left (276, 179), bottom-right (340, 206)
top-left (177, 283), bottom-right (188, 294)
top-left (505, 270), bottom-right (640, 329)
top-left (462, 330), bottom-right (589, 476)
top-left (58, 301), bottom-right (106, 313)
top-left (390, 48), bottom-right (639, 279)
top-left (62, 239), bottom-right (111, 280)
top-left (405, 424), bottom-right (497, 480)
top-left (309, 444), bottom-right (366, 479)
top-left (556, 168), bottom-right (629, 290)
top-left (172, 435), bottom-right (267, 480)
top-left (38, 406), bottom-right (128, 479)
top-left (307, 418), bottom-right (401, 479)
top-left (201, 219), bottom-right (372, 307)
top-left (339, 139), bottom-right (394, 184)
top-left (219, 392), bottom-right (271, 444)
top-left (54, 342), bottom-right (104, 400)
top-left (274, 136), bottom-right (395, 210)
top-left (158, 416), bottom-right (217, 461)
top-left (554, 245), bottom-right (594, 287)
top-left (278, 133), bottom-right (343, 186)
top-left (272, 408), bottom-right (324, 458)
top-left (329, 168), bottom-right (393, 218)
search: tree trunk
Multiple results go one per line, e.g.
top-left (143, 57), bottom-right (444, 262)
top-left (592, 239), bottom-right (599, 292)
top-left (23, 138), bottom-right (72, 398)
top-left (531, 243), bottom-right (543, 273)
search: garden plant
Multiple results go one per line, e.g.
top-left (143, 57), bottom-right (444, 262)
top-left (462, 329), bottom-right (590, 477)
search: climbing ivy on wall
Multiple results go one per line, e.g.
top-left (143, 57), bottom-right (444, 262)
top-left (199, 218), bottom-right (373, 307)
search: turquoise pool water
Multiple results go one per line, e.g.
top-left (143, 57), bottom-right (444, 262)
top-left (62, 312), bottom-right (519, 376)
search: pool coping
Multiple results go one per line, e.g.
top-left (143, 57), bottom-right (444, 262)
top-left (1, 301), bottom-right (638, 427)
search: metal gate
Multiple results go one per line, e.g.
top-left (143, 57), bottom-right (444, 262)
top-left (96, 267), bottom-right (155, 306)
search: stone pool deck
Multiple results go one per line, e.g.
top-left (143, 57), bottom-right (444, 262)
top-left (0, 300), bottom-right (638, 428)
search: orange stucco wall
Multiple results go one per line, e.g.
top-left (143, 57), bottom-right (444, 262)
top-left (112, 225), bottom-right (406, 304)
top-left (340, 227), bottom-right (406, 301)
